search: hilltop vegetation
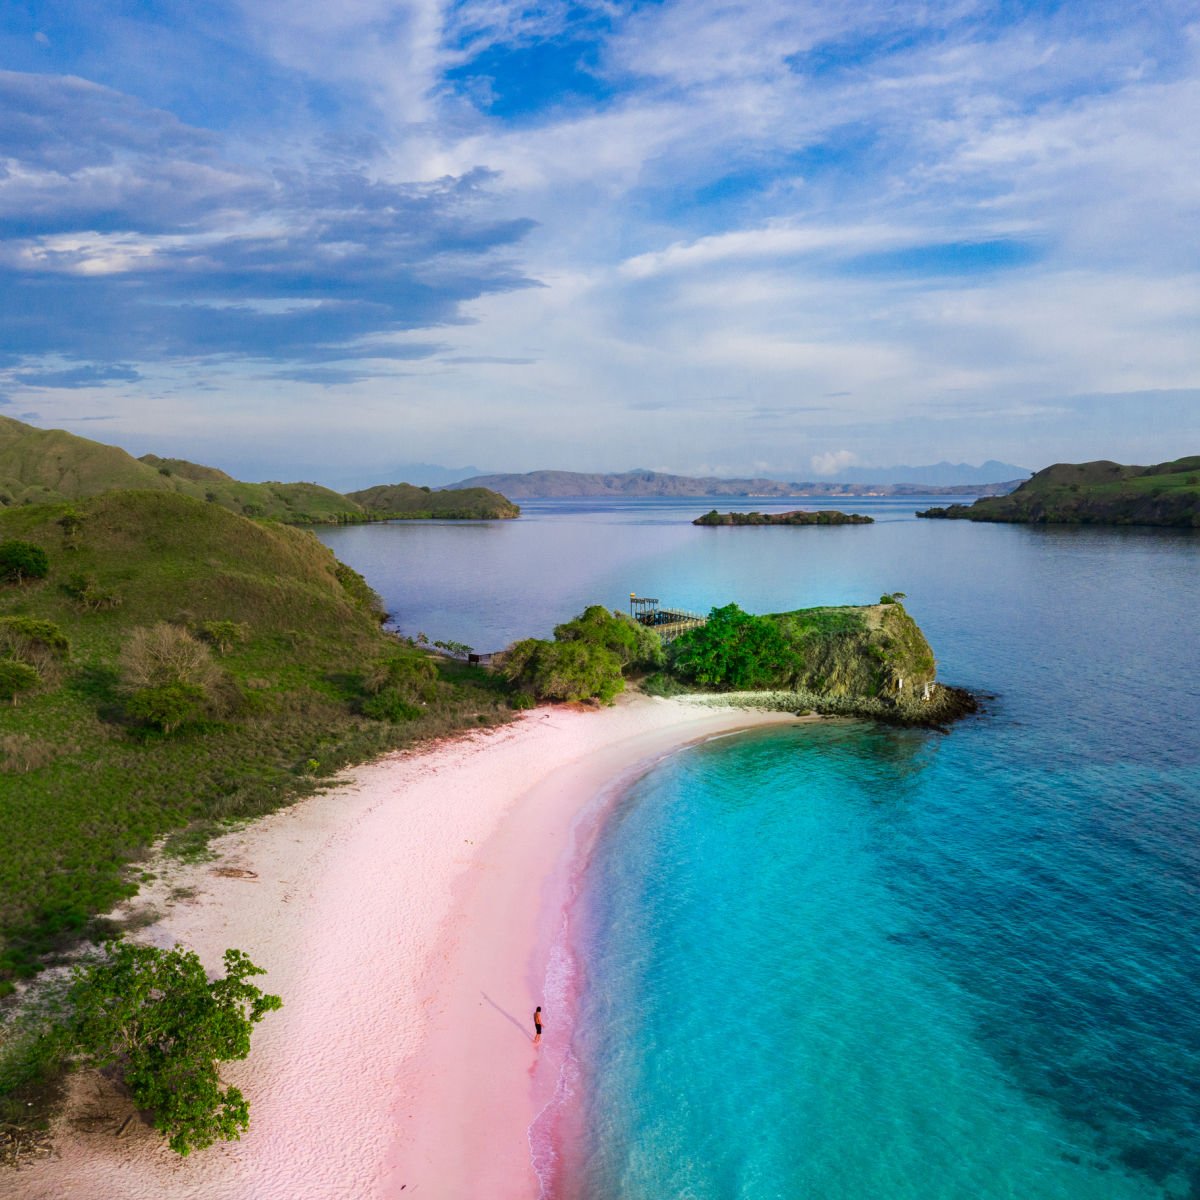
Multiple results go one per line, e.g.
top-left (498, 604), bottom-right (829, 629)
top-left (918, 457), bottom-right (1200, 527)
top-left (348, 482), bottom-right (520, 519)
top-left (662, 599), bottom-right (960, 720)
top-left (0, 491), bottom-right (518, 991)
top-left (0, 416), bottom-right (517, 524)
top-left (694, 509), bottom-right (873, 525)
top-left (499, 597), bottom-right (971, 725)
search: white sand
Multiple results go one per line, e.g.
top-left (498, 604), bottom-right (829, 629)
top-left (7, 696), bottom-right (800, 1200)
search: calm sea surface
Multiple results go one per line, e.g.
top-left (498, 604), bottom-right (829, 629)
top-left (316, 501), bottom-right (1200, 1199)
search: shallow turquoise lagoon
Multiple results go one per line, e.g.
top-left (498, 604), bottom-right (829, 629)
top-left (565, 719), bottom-right (1199, 1199)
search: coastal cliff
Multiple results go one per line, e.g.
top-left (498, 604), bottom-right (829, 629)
top-left (917, 456), bottom-right (1200, 528)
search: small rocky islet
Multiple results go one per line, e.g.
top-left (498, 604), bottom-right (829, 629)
top-left (693, 509), bottom-right (873, 526)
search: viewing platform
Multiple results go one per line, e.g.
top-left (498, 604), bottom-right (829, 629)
top-left (629, 594), bottom-right (707, 643)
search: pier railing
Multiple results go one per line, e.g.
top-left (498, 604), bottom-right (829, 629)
top-left (629, 594), bottom-right (707, 643)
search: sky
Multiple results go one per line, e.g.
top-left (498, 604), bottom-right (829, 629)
top-left (0, 0), bottom-right (1198, 484)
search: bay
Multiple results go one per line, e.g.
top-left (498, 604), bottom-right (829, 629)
top-left (315, 500), bottom-right (1200, 1198)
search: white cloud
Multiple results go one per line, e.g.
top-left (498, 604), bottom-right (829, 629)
top-left (811, 449), bottom-right (859, 475)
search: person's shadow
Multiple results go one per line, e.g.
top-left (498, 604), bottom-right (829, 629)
top-left (481, 991), bottom-right (533, 1041)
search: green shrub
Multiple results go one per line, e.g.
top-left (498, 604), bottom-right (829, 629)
top-left (553, 605), bottom-right (665, 670)
top-left (0, 616), bottom-right (71, 673)
top-left (57, 510), bottom-right (85, 549)
top-left (125, 683), bottom-right (208, 733)
top-left (361, 689), bottom-right (424, 722)
top-left (503, 638), bottom-right (624, 703)
top-left (0, 540), bottom-right (49, 584)
top-left (0, 659), bottom-right (40, 705)
top-left (362, 649), bottom-right (438, 701)
top-left (197, 620), bottom-right (249, 655)
top-left (433, 638), bottom-right (473, 658)
top-left (69, 943), bottom-right (281, 1156)
top-left (669, 603), bottom-right (797, 689)
top-left (62, 572), bottom-right (122, 610)
top-left (332, 562), bottom-right (383, 617)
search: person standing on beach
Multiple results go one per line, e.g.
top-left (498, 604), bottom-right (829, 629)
top-left (533, 1006), bottom-right (543, 1045)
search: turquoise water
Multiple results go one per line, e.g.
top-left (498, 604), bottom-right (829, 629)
top-left (566, 719), bottom-right (1199, 1198)
top-left (316, 503), bottom-right (1200, 1198)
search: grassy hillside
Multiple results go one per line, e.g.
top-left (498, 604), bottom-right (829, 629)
top-left (917, 456), bottom-right (1200, 527)
top-left (0, 416), bottom-right (181, 506)
top-left (348, 482), bottom-right (519, 519)
top-left (0, 417), bottom-right (518, 525)
top-left (0, 492), bottom-right (516, 988)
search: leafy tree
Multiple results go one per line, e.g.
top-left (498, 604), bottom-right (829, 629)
top-left (0, 659), bottom-right (39, 706)
top-left (553, 605), bottom-right (664, 670)
top-left (198, 620), bottom-right (249, 655)
top-left (432, 638), bottom-right (473, 658)
top-left (125, 682), bottom-right (208, 733)
top-left (0, 615), bottom-right (70, 660)
top-left (69, 943), bottom-right (281, 1156)
top-left (0, 540), bottom-right (49, 584)
top-left (503, 638), bottom-right (624, 703)
top-left (120, 624), bottom-right (220, 732)
top-left (669, 603), bottom-right (797, 689)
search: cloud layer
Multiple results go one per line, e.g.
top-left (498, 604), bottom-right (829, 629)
top-left (0, 2), bottom-right (1196, 476)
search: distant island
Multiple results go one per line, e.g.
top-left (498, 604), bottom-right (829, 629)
top-left (443, 468), bottom-right (1024, 500)
top-left (694, 509), bottom-right (873, 526)
top-left (0, 417), bottom-right (517, 523)
top-left (917, 457), bottom-right (1200, 528)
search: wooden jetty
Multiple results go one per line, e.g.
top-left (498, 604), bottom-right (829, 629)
top-left (629, 593), bottom-right (707, 643)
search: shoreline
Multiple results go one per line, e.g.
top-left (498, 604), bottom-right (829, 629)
top-left (10, 695), bottom-right (801, 1200)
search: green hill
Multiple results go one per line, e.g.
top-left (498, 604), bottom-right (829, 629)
top-left (661, 599), bottom-right (973, 724)
top-left (0, 416), bottom-right (182, 505)
top-left (0, 417), bottom-right (518, 524)
top-left (0, 492), bottom-right (515, 988)
top-left (137, 455), bottom-right (236, 484)
top-left (348, 482), bottom-right (519, 519)
top-left (917, 457), bottom-right (1200, 527)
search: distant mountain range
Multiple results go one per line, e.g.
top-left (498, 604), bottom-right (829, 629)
top-left (795, 460), bottom-right (1029, 486)
top-left (442, 468), bottom-right (1025, 499)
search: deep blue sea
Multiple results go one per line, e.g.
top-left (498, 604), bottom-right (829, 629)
top-left (316, 499), bottom-right (1200, 1199)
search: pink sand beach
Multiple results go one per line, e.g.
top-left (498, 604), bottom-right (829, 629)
top-left (7, 696), bottom-right (799, 1200)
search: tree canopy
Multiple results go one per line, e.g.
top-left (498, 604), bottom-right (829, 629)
top-left (668, 603), bottom-right (796, 689)
top-left (69, 943), bottom-right (281, 1155)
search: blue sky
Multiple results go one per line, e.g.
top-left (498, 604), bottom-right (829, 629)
top-left (0, 0), bottom-right (1197, 481)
